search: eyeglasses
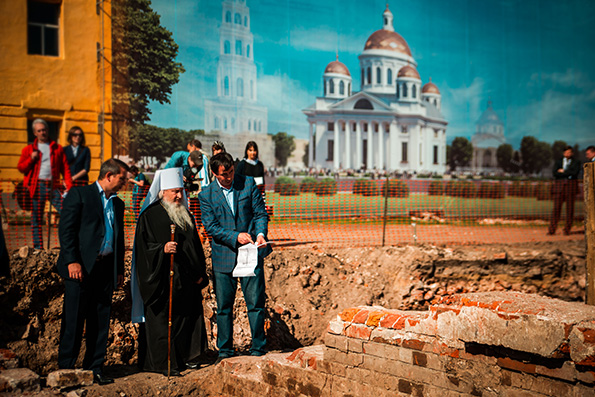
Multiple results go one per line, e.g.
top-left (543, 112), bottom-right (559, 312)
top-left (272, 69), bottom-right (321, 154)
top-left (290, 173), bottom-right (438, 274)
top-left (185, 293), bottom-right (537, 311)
top-left (71, 133), bottom-right (83, 137)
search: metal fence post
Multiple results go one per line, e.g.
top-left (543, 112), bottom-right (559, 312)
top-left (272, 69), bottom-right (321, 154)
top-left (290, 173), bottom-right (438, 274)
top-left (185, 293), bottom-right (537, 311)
top-left (382, 176), bottom-right (389, 246)
top-left (585, 162), bottom-right (595, 305)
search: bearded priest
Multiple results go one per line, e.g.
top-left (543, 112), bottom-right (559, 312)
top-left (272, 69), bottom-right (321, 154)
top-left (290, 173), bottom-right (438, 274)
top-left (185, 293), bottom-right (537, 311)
top-left (133, 167), bottom-right (209, 376)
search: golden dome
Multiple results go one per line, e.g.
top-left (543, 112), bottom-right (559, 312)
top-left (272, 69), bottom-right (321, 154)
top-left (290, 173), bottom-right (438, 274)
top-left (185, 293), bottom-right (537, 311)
top-left (422, 79), bottom-right (440, 94)
top-left (324, 60), bottom-right (350, 76)
top-left (364, 29), bottom-right (412, 56)
top-left (397, 65), bottom-right (420, 79)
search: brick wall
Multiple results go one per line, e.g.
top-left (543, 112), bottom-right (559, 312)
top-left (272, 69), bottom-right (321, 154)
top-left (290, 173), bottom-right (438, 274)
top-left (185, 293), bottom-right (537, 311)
top-left (208, 292), bottom-right (595, 396)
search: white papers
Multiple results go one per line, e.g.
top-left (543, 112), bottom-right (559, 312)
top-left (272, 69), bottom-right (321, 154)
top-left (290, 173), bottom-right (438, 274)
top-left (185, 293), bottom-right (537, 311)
top-left (233, 242), bottom-right (268, 277)
top-left (253, 176), bottom-right (264, 185)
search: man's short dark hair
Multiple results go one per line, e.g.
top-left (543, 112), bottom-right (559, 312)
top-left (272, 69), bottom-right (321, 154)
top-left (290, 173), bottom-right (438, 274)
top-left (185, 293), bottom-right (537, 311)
top-left (210, 152), bottom-right (234, 174)
top-left (564, 146), bottom-right (573, 152)
top-left (586, 146), bottom-right (595, 152)
top-left (188, 150), bottom-right (203, 167)
top-left (99, 158), bottom-right (129, 180)
top-left (189, 139), bottom-right (202, 149)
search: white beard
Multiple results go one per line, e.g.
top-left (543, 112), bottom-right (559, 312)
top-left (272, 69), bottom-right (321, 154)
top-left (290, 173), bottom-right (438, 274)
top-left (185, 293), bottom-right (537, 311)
top-left (161, 199), bottom-right (193, 230)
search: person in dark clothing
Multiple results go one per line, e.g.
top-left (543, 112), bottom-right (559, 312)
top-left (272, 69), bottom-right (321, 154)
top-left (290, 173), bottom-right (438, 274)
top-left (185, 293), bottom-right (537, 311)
top-left (63, 126), bottom-right (91, 186)
top-left (133, 168), bottom-right (209, 376)
top-left (56, 158), bottom-right (128, 385)
top-left (548, 146), bottom-right (581, 235)
top-left (128, 165), bottom-right (147, 218)
top-left (235, 141), bottom-right (265, 186)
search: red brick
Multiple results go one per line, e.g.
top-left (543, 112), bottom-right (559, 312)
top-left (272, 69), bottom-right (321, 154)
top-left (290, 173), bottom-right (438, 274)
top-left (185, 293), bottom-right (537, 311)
top-left (497, 357), bottom-right (536, 374)
top-left (579, 328), bottom-right (595, 344)
top-left (339, 308), bottom-right (360, 322)
top-left (366, 310), bottom-right (386, 327)
top-left (379, 313), bottom-right (401, 328)
top-left (353, 309), bottom-right (370, 324)
top-left (402, 339), bottom-right (426, 351)
top-left (344, 324), bottom-right (372, 340)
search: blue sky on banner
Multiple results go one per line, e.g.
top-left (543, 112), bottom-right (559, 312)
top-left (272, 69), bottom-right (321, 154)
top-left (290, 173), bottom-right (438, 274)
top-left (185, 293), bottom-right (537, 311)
top-left (148, 0), bottom-right (595, 149)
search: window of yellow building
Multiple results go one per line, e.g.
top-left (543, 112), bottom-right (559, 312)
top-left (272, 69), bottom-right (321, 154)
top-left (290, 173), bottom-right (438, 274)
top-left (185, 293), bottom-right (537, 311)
top-left (28, 1), bottom-right (60, 56)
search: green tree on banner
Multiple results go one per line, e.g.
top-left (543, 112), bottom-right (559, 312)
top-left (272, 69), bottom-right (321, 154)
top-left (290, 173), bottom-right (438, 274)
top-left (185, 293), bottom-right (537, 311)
top-left (520, 136), bottom-right (552, 175)
top-left (496, 143), bottom-right (514, 172)
top-left (448, 137), bottom-right (473, 171)
top-left (272, 132), bottom-right (296, 167)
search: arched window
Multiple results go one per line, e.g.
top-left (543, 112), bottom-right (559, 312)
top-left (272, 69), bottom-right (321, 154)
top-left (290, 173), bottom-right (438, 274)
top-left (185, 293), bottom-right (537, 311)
top-left (387, 69), bottom-right (392, 85)
top-left (224, 40), bottom-right (230, 54)
top-left (354, 99), bottom-right (373, 110)
top-left (234, 13), bottom-right (241, 24)
top-left (237, 78), bottom-right (244, 97)
top-left (434, 99), bottom-right (437, 106)
top-left (246, 45), bottom-right (250, 58)
top-left (235, 40), bottom-right (242, 55)
top-left (231, 117), bottom-right (235, 128)
top-left (248, 120), bottom-right (251, 130)
top-left (339, 81), bottom-right (345, 95)
top-left (329, 79), bottom-right (334, 94)
top-left (402, 83), bottom-right (408, 97)
top-left (348, 82), bottom-right (351, 96)
top-left (258, 121), bottom-right (262, 131)
top-left (396, 83), bottom-right (400, 98)
top-left (214, 117), bottom-right (220, 129)
top-left (323, 80), bottom-right (327, 95)
top-left (361, 69), bottom-right (364, 86)
top-left (250, 80), bottom-right (254, 99)
top-left (366, 67), bottom-right (371, 84)
top-left (224, 76), bottom-right (229, 96)
top-left (224, 118), bottom-right (228, 129)
top-left (412, 85), bottom-right (417, 98)
top-left (244, 16), bottom-right (248, 26)
top-left (225, 11), bottom-right (231, 23)
top-left (376, 67), bottom-right (381, 84)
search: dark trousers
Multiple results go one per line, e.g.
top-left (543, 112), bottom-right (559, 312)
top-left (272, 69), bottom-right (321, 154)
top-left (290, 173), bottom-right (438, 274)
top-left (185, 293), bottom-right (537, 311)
top-left (549, 179), bottom-right (578, 234)
top-left (213, 261), bottom-right (266, 356)
top-left (58, 255), bottom-right (114, 374)
top-left (31, 181), bottom-right (62, 249)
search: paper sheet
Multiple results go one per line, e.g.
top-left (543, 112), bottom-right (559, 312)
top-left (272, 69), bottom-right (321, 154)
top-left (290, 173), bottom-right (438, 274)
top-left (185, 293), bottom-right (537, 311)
top-left (233, 241), bottom-right (268, 277)
top-left (254, 176), bottom-right (264, 185)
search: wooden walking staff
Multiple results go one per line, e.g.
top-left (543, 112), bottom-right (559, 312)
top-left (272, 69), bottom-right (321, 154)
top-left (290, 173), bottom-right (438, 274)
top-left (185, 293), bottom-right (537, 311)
top-left (167, 224), bottom-right (176, 378)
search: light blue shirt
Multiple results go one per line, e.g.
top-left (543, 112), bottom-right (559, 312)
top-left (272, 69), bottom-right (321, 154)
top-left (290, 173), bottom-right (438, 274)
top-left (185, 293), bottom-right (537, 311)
top-left (96, 181), bottom-right (116, 255)
top-left (216, 179), bottom-right (234, 216)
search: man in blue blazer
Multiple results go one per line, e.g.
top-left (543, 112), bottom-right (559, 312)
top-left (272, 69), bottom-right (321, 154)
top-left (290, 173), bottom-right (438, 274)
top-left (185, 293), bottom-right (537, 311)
top-left (199, 152), bottom-right (272, 359)
top-left (56, 158), bottom-right (129, 384)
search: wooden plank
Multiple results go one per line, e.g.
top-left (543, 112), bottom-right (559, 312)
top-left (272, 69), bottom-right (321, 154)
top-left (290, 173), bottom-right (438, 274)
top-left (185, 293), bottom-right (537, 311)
top-left (585, 162), bottom-right (595, 305)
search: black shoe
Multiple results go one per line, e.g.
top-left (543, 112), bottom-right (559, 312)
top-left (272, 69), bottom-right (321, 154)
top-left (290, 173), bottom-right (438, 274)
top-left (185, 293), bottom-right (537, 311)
top-left (93, 373), bottom-right (114, 385)
top-left (162, 369), bottom-right (181, 377)
top-left (185, 362), bottom-right (200, 370)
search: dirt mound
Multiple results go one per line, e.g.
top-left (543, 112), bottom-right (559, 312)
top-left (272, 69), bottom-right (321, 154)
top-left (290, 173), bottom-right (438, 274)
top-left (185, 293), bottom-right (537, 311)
top-left (0, 240), bottom-right (587, 384)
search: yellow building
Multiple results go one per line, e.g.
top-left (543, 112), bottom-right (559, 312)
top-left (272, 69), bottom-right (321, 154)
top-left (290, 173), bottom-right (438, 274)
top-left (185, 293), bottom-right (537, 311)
top-left (0, 0), bottom-right (125, 182)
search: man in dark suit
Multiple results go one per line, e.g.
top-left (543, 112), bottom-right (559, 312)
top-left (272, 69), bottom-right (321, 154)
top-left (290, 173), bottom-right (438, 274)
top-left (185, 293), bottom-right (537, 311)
top-left (56, 158), bottom-right (129, 385)
top-left (548, 146), bottom-right (581, 235)
top-left (198, 152), bottom-right (272, 360)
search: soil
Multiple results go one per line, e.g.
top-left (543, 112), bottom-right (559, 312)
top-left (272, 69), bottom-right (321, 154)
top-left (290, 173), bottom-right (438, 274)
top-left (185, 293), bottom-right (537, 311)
top-left (0, 239), bottom-right (587, 396)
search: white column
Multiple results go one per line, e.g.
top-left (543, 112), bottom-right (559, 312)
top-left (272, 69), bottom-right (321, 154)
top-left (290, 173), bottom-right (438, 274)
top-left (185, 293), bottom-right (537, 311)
top-left (345, 121), bottom-right (351, 169)
top-left (308, 122), bottom-right (314, 167)
top-left (389, 121), bottom-right (398, 170)
top-left (378, 123), bottom-right (384, 170)
top-left (355, 121), bottom-right (362, 170)
top-left (333, 121), bottom-right (340, 170)
top-left (367, 123), bottom-right (373, 169)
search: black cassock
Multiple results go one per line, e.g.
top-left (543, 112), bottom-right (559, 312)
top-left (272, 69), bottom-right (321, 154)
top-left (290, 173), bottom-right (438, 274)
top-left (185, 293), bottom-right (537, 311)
top-left (135, 201), bottom-right (209, 372)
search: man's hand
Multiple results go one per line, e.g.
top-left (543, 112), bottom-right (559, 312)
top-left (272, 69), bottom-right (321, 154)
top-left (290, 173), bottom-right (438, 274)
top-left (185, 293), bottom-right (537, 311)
top-left (237, 233), bottom-right (254, 245)
top-left (164, 241), bottom-right (177, 254)
top-left (256, 234), bottom-right (266, 247)
top-left (68, 262), bottom-right (84, 281)
top-left (31, 151), bottom-right (39, 161)
top-left (557, 168), bottom-right (564, 173)
top-left (117, 275), bottom-right (124, 289)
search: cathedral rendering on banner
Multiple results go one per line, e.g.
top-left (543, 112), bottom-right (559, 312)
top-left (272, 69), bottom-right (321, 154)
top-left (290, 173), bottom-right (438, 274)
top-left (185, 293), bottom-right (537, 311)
top-left (204, 0), bottom-right (273, 165)
top-left (303, 6), bottom-right (447, 173)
